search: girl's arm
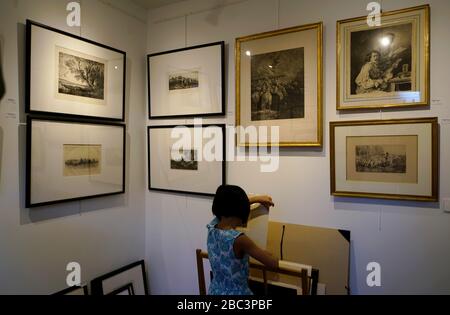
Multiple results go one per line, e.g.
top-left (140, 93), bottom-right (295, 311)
top-left (248, 195), bottom-right (274, 209)
top-left (234, 234), bottom-right (279, 270)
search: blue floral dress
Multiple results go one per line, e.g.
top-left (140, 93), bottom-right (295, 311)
top-left (206, 217), bottom-right (253, 295)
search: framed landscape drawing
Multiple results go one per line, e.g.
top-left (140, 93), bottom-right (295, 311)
top-left (236, 22), bottom-right (323, 147)
top-left (26, 20), bottom-right (126, 121)
top-left (91, 260), bottom-right (148, 295)
top-left (148, 124), bottom-right (226, 196)
top-left (26, 116), bottom-right (125, 208)
top-left (337, 5), bottom-right (430, 110)
top-left (330, 117), bottom-right (438, 201)
top-left (147, 42), bottom-right (225, 119)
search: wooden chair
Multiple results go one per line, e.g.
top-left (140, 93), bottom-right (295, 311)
top-left (196, 249), bottom-right (318, 295)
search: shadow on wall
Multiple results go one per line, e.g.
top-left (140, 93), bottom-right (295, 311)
top-left (0, 127), bottom-right (3, 182)
top-left (16, 22), bottom-right (128, 225)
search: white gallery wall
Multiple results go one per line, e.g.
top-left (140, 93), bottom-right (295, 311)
top-left (145, 0), bottom-right (450, 294)
top-left (0, 0), bottom-right (147, 294)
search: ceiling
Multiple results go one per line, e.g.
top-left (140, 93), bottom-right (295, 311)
top-left (131, 0), bottom-right (187, 10)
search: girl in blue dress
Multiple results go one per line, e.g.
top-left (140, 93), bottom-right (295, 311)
top-left (207, 185), bottom-right (278, 295)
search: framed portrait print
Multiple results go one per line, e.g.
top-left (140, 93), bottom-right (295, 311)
top-left (26, 20), bottom-right (126, 121)
top-left (91, 260), bottom-right (148, 295)
top-left (148, 124), bottom-right (226, 196)
top-left (337, 5), bottom-right (430, 110)
top-left (330, 117), bottom-right (438, 201)
top-left (147, 41), bottom-right (225, 119)
top-left (236, 22), bottom-right (323, 147)
top-left (26, 116), bottom-right (126, 208)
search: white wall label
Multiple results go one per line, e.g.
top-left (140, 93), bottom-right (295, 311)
top-left (431, 97), bottom-right (444, 106)
top-left (440, 118), bottom-right (450, 125)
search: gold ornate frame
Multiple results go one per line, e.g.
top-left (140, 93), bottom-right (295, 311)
top-left (336, 5), bottom-right (430, 110)
top-left (235, 22), bottom-right (323, 147)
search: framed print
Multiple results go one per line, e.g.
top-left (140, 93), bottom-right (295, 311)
top-left (147, 41), bottom-right (225, 119)
top-left (53, 285), bottom-right (89, 295)
top-left (107, 283), bottom-right (135, 295)
top-left (91, 260), bottom-right (148, 295)
top-left (148, 124), bottom-right (226, 196)
top-left (337, 5), bottom-right (430, 110)
top-left (26, 116), bottom-right (126, 208)
top-left (26, 20), bottom-right (126, 121)
top-left (330, 117), bottom-right (438, 201)
top-left (236, 22), bottom-right (323, 147)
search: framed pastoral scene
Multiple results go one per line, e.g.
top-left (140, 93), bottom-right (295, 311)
top-left (26, 20), bottom-right (126, 121)
top-left (337, 5), bottom-right (430, 110)
top-left (148, 124), bottom-right (225, 196)
top-left (147, 41), bottom-right (225, 119)
top-left (236, 22), bottom-right (323, 147)
top-left (330, 117), bottom-right (438, 201)
top-left (26, 116), bottom-right (125, 208)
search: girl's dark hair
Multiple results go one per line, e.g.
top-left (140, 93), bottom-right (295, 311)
top-left (212, 185), bottom-right (250, 224)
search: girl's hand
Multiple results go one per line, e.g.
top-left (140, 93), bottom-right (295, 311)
top-left (249, 195), bottom-right (274, 209)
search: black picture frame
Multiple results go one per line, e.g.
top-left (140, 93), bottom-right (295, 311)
top-left (91, 260), bottom-right (148, 295)
top-left (147, 124), bottom-right (226, 197)
top-left (26, 116), bottom-right (126, 208)
top-left (53, 285), bottom-right (89, 295)
top-left (26, 19), bottom-right (126, 122)
top-left (147, 41), bottom-right (225, 119)
top-left (107, 283), bottom-right (135, 295)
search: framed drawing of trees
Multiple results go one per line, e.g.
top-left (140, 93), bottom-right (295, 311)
top-left (147, 42), bottom-right (225, 119)
top-left (26, 20), bottom-right (126, 121)
top-left (26, 116), bottom-right (126, 208)
top-left (337, 5), bottom-right (430, 110)
top-left (236, 22), bottom-right (323, 147)
top-left (330, 117), bottom-right (438, 201)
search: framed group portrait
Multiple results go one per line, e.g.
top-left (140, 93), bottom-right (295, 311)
top-left (236, 22), bottom-right (323, 147)
top-left (26, 20), bottom-right (126, 121)
top-left (26, 116), bottom-right (126, 208)
top-left (147, 41), bottom-right (225, 119)
top-left (148, 124), bottom-right (226, 196)
top-left (336, 5), bottom-right (430, 110)
top-left (330, 117), bottom-right (438, 201)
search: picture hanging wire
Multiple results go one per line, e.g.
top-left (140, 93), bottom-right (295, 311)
top-left (276, 0), bottom-right (280, 30)
top-left (184, 14), bottom-right (188, 48)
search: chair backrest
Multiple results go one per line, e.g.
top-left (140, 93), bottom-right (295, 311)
top-left (196, 249), bottom-right (318, 295)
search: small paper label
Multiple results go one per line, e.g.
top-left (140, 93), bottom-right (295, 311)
top-left (440, 118), bottom-right (450, 125)
top-left (432, 97), bottom-right (444, 106)
top-left (4, 112), bottom-right (17, 119)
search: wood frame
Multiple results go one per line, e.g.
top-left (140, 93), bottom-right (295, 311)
top-left (330, 117), bottom-right (439, 201)
top-left (196, 249), bottom-right (319, 295)
top-left (336, 5), bottom-right (430, 110)
top-left (235, 22), bottom-right (323, 147)
top-left (53, 285), bottom-right (89, 295)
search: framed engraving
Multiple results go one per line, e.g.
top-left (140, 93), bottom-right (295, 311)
top-left (26, 20), bottom-right (126, 121)
top-left (337, 5), bottom-right (430, 110)
top-left (330, 117), bottom-right (438, 201)
top-left (148, 42), bottom-right (225, 119)
top-left (26, 116), bottom-right (125, 208)
top-left (236, 22), bottom-right (323, 147)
